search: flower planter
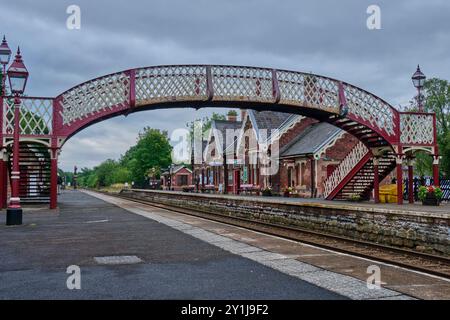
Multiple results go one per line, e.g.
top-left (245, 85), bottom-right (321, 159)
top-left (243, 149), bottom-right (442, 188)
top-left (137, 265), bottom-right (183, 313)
top-left (418, 186), bottom-right (442, 206)
top-left (422, 192), bottom-right (439, 206)
top-left (283, 192), bottom-right (290, 198)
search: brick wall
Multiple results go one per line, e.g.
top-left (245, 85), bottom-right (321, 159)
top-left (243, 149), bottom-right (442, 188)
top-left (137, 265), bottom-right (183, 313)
top-left (324, 133), bottom-right (359, 160)
top-left (279, 118), bottom-right (317, 148)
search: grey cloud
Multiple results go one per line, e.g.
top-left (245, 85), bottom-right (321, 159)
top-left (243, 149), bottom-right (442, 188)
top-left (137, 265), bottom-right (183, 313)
top-left (1, 0), bottom-right (448, 170)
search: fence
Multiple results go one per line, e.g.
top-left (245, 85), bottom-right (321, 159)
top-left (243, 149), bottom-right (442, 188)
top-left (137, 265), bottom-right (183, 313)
top-left (404, 177), bottom-right (450, 202)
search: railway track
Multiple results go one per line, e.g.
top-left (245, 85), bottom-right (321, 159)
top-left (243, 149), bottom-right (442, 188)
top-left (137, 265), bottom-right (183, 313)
top-left (105, 191), bottom-right (450, 279)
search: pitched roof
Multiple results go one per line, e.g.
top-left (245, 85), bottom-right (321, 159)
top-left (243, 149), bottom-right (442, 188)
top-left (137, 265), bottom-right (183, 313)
top-left (212, 119), bottom-right (242, 149)
top-left (248, 110), bottom-right (293, 131)
top-left (246, 110), bottom-right (302, 143)
top-left (280, 122), bottom-right (342, 157)
top-left (162, 164), bottom-right (192, 175)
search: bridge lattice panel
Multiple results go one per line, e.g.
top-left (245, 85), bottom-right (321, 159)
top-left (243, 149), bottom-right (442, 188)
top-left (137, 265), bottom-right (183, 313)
top-left (136, 66), bottom-right (208, 105)
top-left (211, 66), bottom-right (273, 103)
top-left (59, 72), bottom-right (129, 126)
top-left (277, 71), bottom-right (339, 112)
top-left (2, 97), bottom-right (53, 135)
top-left (343, 84), bottom-right (397, 139)
top-left (400, 113), bottom-right (435, 145)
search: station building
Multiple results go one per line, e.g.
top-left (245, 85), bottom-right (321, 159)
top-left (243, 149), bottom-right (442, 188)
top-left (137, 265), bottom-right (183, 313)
top-left (192, 110), bottom-right (366, 197)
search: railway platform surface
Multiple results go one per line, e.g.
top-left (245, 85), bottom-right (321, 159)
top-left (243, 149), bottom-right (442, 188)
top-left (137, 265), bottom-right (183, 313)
top-left (0, 190), bottom-right (448, 299)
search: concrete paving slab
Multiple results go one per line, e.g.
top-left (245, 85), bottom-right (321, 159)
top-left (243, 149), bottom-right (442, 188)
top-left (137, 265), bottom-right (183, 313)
top-left (0, 190), bottom-right (347, 300)
top-left (85, 191), bottom-right (450, 300)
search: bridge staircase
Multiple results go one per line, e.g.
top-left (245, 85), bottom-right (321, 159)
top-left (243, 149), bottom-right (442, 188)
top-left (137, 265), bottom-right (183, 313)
top-left (324, 141), bottom-right (396, 200)
top-left (9, 142), bottom-right (51, 204)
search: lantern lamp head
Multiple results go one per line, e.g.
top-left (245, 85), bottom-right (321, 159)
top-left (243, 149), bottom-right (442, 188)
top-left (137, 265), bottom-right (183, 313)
top-left (7, 47), bottom-right (29, 95)
top-left (412, 65), bottom-right (426, 89)
top-left (0, 36), bottom-right (12, 65)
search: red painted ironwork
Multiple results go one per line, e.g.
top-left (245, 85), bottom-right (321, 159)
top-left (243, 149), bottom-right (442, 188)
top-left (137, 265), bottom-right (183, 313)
top-left (50, 152), bottom-right (57, 209)
top-left (128, 69), bottom-right (136, 108)
top-left (206, 66), bottom-right (214, 101)
top-left (10, 96), bottom-right (21, 209)
top-left (408, 163), bottom-right (414, 204)
top-left (373, 159), bottom-right (380, 203)
top-left (325, 149), bottom-right (373, 200)
top-left (396, 149), bottom-right (403, 205)
top-left (433, 159), bottom-right (440, 187)
top-left (0, 158), bottom-right (4, 208)
top-left (0, 64), bottom-right (439, 207)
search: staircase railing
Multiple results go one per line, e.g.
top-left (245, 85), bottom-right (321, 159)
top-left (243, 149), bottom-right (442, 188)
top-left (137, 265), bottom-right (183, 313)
top-left (323, 141), bottom-right (369, 198)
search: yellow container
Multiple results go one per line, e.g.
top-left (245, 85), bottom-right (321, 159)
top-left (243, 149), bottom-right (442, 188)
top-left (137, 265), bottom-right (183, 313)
top-left (379, 184), bottom-right (404, 203)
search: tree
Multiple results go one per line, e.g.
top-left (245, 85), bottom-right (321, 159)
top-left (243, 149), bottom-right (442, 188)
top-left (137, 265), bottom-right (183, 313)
top-left (62, 171), bottom-right (74, 185)
top-left (423, 78), bottom-right (450, 176)
top-left (95, 159), bottom-right (120, 187)
top-left (406, 78), bottom-right (450, 176)
top-left (146, 166), bottom-right (161, 179)
top-left (121, 127), bottom-right (172, 185)
top-left (185, 112), bottom-right (226, 138)
top-left (424, 78), bottom-right (450, 136)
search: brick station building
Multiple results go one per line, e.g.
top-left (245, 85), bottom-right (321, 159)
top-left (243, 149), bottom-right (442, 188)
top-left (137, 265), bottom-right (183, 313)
top-left (192, 110), bottom-right (363, 198)
top-left (161, 165), bottom-right (193, 191)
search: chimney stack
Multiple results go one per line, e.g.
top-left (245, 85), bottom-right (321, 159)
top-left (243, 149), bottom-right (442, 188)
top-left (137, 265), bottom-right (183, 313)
top-left (241, 110), bottom-right (247, 122)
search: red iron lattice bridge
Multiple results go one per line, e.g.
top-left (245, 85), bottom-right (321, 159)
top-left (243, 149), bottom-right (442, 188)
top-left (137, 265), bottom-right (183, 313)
top-left (0, 65), bottom-right (439, 209)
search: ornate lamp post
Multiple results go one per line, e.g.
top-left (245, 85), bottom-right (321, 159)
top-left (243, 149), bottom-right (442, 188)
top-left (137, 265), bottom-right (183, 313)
top-left (0, 36), bottom-right (12, 95)
top-left (6, 47), bottom-right (29, 225)
top-left (0, 36), bottom-right (12, 209)
top-left (73, 165), bottom-right (78, 189)
top-left (412, 65), bottom-right (426, 112)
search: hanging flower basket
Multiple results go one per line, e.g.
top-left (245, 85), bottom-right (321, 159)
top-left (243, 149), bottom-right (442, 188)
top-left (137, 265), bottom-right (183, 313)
top-left (418, 186), bottom-right (442, 206)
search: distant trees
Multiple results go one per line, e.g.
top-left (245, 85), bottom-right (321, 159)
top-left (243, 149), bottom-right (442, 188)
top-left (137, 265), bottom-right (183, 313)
top-left (121, 127), bottom-right (172, 186)
top-left (424, 78), bottom-right (450, 177)
top-left (73, 127), bottom-right (172, 188)
top-left (186, 112), bottom-right (227, 138)
top-left (410, 78), bottom-right (450, 177)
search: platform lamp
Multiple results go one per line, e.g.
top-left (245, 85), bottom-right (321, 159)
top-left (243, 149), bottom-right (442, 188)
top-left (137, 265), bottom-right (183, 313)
top-left (412, 65), bottom-right (426, 112)
top-left (6, 47), bottom-right (29, 225)
top-left (0, 36), bottom-right (12, 96)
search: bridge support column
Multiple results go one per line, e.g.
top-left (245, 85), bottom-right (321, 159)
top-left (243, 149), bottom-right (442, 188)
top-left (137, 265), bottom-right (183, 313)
top-left (50, 148), bottom-right (59, 209)
top-left (407, 159), bottom-right (415, 204)
top-left (432, 156), bottom-right (439, 186)
top-left (1, 151), bottom-right (8, 209)
top-left (373, 157), bottom-right (380, 203)
top-left (0, 148), bottom-right (6, 209)
top-left (396, 154), bottom-right (403, 205)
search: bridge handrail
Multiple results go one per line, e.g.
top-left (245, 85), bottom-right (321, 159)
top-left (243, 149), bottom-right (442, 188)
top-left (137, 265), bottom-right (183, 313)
top-left (323, 141), bottom-right (370, 198)
top-left (50, 65), bottom-right (415, 148)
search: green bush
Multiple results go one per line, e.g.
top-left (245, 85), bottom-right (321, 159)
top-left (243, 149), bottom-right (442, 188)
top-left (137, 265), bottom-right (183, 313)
top-left (418, 185), bottom-right (443, 201)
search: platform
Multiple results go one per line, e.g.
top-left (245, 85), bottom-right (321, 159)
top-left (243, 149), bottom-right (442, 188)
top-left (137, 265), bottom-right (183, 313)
top-left (131, 189), bottom-right (450, 217)
top-left (1, 190), bottom-right (448, 299)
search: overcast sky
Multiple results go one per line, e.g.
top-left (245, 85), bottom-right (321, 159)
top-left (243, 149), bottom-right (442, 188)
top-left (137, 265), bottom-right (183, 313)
top-left (1, 0), bottom-right (449, 171)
